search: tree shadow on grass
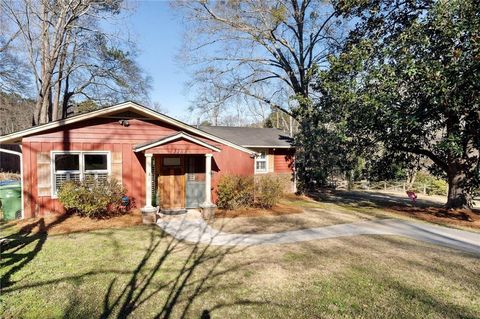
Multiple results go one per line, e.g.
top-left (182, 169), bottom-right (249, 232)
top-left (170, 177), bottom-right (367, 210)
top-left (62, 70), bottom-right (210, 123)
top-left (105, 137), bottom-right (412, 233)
top-left (3, 218), bottom-right (273, 319)
top-left (309, 189), bottom-right (443, 209)
top-left (1, 212), bottom-right (71, 288)
top-left (91, 223), bottom-right (267, 319)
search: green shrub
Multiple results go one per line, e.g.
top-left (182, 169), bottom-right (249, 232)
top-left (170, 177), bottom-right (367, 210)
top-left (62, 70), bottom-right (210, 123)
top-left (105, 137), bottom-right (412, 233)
top-left (216, 175), bottom-right (254, 209)
top-left (58, 176), bottom-right (126, 218)
top-left (413, 172), bottom-right (448, 196)
top-left (255, 175), bottom-right (284, 208)
top-left (428, 178), bottom-right (448, 196)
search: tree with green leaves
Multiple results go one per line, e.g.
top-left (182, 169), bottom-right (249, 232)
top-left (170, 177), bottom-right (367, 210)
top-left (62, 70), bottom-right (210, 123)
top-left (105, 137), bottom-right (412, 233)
top-left (313, 0), bottom-right (479, 208)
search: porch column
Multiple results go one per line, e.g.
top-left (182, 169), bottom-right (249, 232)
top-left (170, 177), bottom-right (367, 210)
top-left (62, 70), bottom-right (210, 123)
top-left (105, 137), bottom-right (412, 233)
top-left (142, 153), bottom-right (156, 212)
top-left (203, 153), bottom-right (214, 206)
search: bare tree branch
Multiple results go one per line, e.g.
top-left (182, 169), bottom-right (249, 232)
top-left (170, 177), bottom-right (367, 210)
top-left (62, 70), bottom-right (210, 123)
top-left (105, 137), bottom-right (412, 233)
top-left (176, 0), bottom-right (344, 124)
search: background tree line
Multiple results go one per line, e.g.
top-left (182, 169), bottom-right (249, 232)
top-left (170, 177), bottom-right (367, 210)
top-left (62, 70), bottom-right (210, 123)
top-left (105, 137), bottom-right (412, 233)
top-left (0, 0), bottom-right (151, 127)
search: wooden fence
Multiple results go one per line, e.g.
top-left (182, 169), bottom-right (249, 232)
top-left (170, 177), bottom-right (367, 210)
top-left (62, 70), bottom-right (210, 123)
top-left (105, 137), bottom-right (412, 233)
top-left (334, 180), bottom-right (447, 196)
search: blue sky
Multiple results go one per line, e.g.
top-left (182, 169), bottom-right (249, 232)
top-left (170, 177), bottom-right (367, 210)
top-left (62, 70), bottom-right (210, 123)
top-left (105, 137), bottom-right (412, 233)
top-left (124, 1), bottom-right (192, 121)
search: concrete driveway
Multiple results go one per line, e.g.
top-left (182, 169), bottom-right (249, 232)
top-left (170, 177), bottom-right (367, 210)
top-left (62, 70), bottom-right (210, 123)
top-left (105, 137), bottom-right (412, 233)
top-left (157, 212), bottom-right (480, 254)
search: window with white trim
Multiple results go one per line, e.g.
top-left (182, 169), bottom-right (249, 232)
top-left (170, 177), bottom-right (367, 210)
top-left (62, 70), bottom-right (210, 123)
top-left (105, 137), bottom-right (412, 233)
top-left (255, 149), bottom-right (268, 173)
top-left (53, 152), bottom-right (110, 194)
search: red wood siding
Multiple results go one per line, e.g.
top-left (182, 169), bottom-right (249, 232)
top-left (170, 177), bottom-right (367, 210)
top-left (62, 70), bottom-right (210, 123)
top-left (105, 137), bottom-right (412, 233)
top-left (21, 116), bottom-right (255, 217)
top-left (23, 118), bottom-right (179, 144)
top-left (211, 146), bottom-right (254, 203)
top-left (21, 140), bottom-right (135, 218)
top-left (273, 148), bottom-right (295, 173)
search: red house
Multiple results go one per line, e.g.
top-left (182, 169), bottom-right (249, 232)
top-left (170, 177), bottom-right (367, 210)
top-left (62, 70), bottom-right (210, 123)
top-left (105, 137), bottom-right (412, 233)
top-left (0, 102), bottom-right (295, 219)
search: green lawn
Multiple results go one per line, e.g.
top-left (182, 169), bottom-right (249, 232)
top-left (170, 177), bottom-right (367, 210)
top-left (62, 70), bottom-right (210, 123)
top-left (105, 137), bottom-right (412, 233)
top-left (1, 216), bottom-right (480, 318)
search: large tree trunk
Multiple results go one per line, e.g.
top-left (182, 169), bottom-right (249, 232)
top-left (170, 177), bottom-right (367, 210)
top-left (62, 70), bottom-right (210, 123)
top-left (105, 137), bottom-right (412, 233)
top-left (34, 98), bottom-right (42, 125)
top-left (446, 173), bottom-right (472, 209)
top-left (61, 74), bottom-right (74, 119)
top-left (446, 160), bottom-right (478, 209)
top-left (443, 113), bottom-right (479, 210)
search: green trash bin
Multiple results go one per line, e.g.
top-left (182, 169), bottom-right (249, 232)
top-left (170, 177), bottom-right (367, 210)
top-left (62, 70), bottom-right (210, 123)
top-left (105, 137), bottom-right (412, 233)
top-left (0, 182), bottom-right (22, 221)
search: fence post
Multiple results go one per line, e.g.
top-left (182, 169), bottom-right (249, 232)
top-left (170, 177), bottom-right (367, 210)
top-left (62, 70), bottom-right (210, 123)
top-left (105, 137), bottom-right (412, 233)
top-left (423, 184), bottom-right (427, 195)
top-left (402, 182), bottom-right (405, 191)
top-left (384, 181), bottom-right (387, 191)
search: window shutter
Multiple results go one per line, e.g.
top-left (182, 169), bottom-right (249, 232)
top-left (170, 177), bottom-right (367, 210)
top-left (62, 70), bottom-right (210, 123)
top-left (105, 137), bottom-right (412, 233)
top-left (112, 152), bottom-right (122, 183)
top-left (268, 153), bottom-right (274, 173)
top-left (37, 152), bottom-right (51, 197)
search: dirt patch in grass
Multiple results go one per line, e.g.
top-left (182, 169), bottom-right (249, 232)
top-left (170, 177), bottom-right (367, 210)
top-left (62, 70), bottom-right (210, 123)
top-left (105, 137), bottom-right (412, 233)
top-left (6, 210), bottom-right (143, 235)
top-left (387, 206), bottom-right (480, 230)
top-left (215, 202), bottom-right (303, 219)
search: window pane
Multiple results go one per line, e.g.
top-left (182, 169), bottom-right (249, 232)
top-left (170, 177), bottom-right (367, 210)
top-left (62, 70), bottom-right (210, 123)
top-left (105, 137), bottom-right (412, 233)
top-left (55, 154), bottom-right (79, 171)
top-left (256, 161), bottom-right (266, 170)
top-left (84, 154), bottom-right (108, 171)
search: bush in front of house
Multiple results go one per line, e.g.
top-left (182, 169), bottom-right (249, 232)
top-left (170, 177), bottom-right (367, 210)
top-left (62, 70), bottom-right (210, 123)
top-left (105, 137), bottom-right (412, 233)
top-left (58, 176), bottom-right (126, 218)
top-left (216, 175), bottom-right (254, 209)
top-left (216, 174), bottom-right (285, 209)
top-left (254, 175), bottom-right (285, 208)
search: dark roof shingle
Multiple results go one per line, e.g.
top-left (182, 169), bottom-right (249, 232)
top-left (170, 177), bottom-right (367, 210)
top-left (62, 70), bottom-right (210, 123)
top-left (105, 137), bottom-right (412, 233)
top-left (199, 126), bottom-right (293, 148)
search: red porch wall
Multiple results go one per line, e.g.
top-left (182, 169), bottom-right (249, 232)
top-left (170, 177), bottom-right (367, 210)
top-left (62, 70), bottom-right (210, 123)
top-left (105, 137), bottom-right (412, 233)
top-left (211, 146), bottom-right (254, 203)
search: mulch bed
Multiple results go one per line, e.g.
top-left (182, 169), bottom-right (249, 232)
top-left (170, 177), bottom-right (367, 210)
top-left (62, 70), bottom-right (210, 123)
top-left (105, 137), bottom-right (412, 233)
top-left (6, 210), bottom-right (143, 235)
top-left (387, 206), bottom-right (480, 229)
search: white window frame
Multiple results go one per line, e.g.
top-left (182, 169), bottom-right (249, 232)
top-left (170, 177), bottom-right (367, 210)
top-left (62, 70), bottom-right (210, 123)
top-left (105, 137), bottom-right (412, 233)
top-left (51, 151), bottom-right (111, 197)
top-left (254, 149), bottom-right (268, 174)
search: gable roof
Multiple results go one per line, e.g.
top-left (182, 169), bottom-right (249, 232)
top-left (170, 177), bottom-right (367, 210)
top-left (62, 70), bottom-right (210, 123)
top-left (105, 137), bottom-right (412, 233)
top-left (199, 126), bottom-right (293, 148)
top-left (0, 101), bottom-right (255, 155)
top-left (134, 132), bottom-right (221, 152)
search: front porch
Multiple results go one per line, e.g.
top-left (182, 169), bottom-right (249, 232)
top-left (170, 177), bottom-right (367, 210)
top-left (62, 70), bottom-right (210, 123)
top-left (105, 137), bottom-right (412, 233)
top-left (134, 132), bottom-right (220, 214)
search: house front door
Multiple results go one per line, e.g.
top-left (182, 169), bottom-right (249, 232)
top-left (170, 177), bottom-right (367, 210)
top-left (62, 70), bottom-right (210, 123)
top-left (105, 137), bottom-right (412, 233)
top-left (186, 156), bottom-right (206, 208)
top-left (158, 156), bottom-right (185, 209)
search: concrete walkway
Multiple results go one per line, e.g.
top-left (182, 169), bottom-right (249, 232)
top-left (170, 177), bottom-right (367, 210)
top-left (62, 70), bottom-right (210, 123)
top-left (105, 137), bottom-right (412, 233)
top-left (157, 215), bottom-right (480, 254)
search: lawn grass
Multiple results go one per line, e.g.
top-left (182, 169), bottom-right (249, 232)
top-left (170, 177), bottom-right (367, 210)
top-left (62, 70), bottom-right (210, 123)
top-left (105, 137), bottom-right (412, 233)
top-left (1, 219), bottom-right (480, 318)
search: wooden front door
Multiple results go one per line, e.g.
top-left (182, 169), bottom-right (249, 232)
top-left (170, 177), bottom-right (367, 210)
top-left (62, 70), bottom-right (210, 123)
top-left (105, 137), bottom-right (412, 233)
top-left (157, 156), bottom-right (185, 209)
